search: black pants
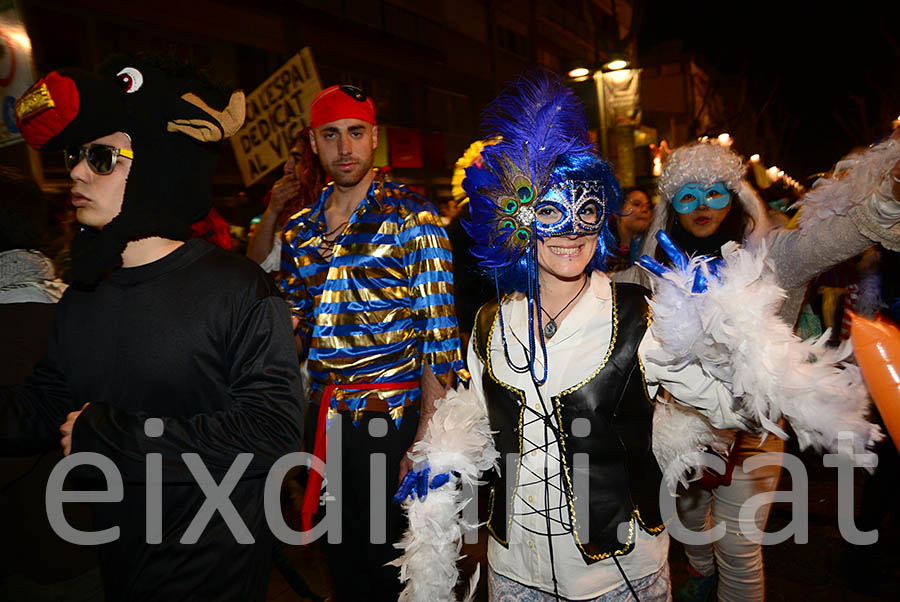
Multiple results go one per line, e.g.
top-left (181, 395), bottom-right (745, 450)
top-left (306, 404), bottom-right (418, 602)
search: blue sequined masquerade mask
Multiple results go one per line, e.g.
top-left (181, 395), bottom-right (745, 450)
top-left (672, 182), bottom-right (731, 214)
top-left (501, 178), bottom-right (607, 240)
top-left (534, 179), bottom-right (607, 237)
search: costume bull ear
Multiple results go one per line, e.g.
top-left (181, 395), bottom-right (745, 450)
top-left (167, 90), bottom-right (246, 142)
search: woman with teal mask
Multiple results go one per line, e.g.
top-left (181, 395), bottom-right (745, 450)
top-left (614, 136), bottom-right (900, 602)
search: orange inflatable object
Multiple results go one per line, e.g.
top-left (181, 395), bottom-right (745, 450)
top-left (850, 311), bottom-right (900, 452)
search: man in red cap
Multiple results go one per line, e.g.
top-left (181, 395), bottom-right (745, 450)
top-left (278, 84), bottom-right (467, 601)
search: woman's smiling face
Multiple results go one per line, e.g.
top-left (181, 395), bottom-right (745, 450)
top-left (536, 232), bottom-right (598, 282)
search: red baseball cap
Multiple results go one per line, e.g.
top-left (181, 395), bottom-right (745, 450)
top-left (309, 85), bottom-right (376, 129)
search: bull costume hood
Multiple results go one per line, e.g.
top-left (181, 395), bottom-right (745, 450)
top-left (15, 56), bottom-right (245, 285)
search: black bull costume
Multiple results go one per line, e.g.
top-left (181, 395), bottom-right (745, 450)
top-left (15, 56), bottom-right (244, 284)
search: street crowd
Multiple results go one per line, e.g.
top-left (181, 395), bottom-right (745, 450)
top-left (1, 55), bottom-right (899, 602)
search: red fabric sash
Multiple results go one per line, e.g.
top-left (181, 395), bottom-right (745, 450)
top-left (300, 380), bottom-right (419, 538)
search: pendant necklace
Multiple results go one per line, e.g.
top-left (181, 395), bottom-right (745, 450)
top-left (540, 275), bottom-right (588, 340)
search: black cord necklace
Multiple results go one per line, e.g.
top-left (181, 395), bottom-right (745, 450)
top-left (540, 274), bottom-right (588, 340)
top-left (318, 220), bottom-right (348, 261)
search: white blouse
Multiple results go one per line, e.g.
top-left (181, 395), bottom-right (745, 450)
top-left (467, 271), bottom-right (744, 599)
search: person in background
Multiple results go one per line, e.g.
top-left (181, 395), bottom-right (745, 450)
top-left (607, 186), bottom-right (651, 272)
top-left (190, 207), bottom-right (234, 251)
top-left (445, 139), bottom-right (500, 350)
top-left (247, 128), bottom-right (325, 272)
top-left (437, 198), bottom-right (460, 226)
top-left (0, 167), bottom-right (102, 601)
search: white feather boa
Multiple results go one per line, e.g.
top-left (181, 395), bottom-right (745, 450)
top-left (652, 399), bottom-right (735, 494)
top-left (390, 386), bottom-right (498, 602)
top-left (645, 241), bottom-right (881, 484)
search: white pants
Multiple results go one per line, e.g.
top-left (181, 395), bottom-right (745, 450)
top-left (676, 431), bottom-right (785, 602)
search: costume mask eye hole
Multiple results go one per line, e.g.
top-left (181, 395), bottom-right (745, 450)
top-left (535, 204), bottom-right (563, 225)
top-left (116, 67), bottom-right (144, 93)
top-left (577, 200), bottom-right (603, 225)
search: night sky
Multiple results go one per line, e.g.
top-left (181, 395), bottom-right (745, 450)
top-left (638, 1), bottom-right (899, 182)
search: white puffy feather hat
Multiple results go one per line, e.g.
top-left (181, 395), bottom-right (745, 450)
top-left (659, 141), bottom-right (746, 203)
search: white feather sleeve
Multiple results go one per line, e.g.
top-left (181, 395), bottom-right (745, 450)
top-left (390, 379), bottom-right (498, 602)
top-left (651, 399), bottom-right (735, 494)
top-left (644, 241), bottom-right (881, 475)
top-left (797, 137), bottom-right (900, 228)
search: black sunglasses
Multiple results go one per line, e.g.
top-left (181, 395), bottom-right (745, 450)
top-left (63, 144), bottom-right (134, 174)
top-left (339, 85), bottom-right (368, 102)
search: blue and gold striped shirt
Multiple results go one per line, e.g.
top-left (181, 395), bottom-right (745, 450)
top-left (278, 173), bottom-right (467, 416)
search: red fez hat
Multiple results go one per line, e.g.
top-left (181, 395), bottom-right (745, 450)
top-left (309, 84), bottom-right (376, 129)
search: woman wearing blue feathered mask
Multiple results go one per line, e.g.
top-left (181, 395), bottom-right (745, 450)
top-left (456, 72), bottom-right (755, 601)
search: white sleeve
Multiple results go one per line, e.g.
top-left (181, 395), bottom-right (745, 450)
top-left (259, 233), bottom-right (283, 273)
top-left (639, 329), bottom-right (751, 431)
top-left (465, 339), bottom-right (489, 415)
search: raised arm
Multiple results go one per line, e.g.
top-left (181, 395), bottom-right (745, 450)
top-left (769, 137), bottom-right (900, 289)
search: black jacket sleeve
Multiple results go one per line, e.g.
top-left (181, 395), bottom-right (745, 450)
top-left (0, 320), bottom-right (77, 456)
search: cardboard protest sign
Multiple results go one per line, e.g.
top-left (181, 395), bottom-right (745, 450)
top-left (231, 48), bottom-right (321, 186)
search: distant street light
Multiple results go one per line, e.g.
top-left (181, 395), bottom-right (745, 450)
top-left (571, 56), bottom-right (638, 176)
top-left (568, 67), bottom-right (591, 78)
top-left (750, 154), bottom-right (760, 162)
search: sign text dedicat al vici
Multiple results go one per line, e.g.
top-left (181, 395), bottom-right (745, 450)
top-left (230, 48), bottom-right (322, 187)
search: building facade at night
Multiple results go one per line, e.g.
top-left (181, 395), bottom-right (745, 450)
top-left (14, 0), bottom-right (634, 222)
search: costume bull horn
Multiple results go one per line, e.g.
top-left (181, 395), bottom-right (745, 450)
top-left (167, 90), bottom-right (246, 142)
top-left (850, 311), bottom-right (900, 452)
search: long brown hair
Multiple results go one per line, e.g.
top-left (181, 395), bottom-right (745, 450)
top-left (276, 128), bottom-right (326, 227)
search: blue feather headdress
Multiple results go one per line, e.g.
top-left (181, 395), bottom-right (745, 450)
top-left (462, 71), bottom-right (620, 292)
top-left (462, 71), bottom-right (621, 384)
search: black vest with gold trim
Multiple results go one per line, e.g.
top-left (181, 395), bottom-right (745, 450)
top-left (472, 281), bottom-right (664, 564)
